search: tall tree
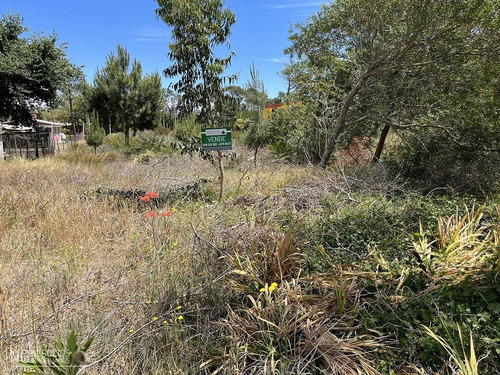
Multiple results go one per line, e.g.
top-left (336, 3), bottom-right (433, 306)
top-left (156, 0), bottom-right (236, 199)
top-left (88, 45), bottom-right (163, 144)
top-left (60, 64), bottom-right (87, 135)
top-left (0, 13), bottom-right (72, 123)
top-left (285, 0), bottom-right (500, 168)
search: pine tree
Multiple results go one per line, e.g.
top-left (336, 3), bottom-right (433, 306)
top-left (85, 111), bottom-right (105, 154)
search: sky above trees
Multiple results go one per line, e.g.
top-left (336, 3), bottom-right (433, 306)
top-left (3, 0), bottom-right (328, 98)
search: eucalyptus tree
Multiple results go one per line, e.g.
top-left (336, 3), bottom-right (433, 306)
top-left (60, 64), bottom-right (87, 136)
top-left (285, 0), bottom-right (500, 168)
top-left (156, 0), bottom-right (236, 199)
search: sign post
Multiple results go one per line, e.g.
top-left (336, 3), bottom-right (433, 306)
top-left (0, 128), bottom-right (4, 161)
top-left (201, 127), bottom-right (232, 151)
top-left (201, 127), bottom-right (232, 200)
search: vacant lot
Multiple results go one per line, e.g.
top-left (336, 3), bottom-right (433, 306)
top-left (1, 149), bottom-right (499, 374)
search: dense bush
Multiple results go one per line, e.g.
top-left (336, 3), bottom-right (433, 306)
top-left (250, 104), bottom-right (327, 163)
top-left (173, 115), bottom-right (200, 141)
top-left (384, 97), bottom-right (500, 194)
top-left (103, 130), bottom-right (174, 158)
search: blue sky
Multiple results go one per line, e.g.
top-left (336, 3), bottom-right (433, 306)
top-left (2, 0), bottom-right (329, 98)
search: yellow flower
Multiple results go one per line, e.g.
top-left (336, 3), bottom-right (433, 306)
top-left (269, 282), bottom-right (278, 292)
top-left (129, 329), bottom-right (134, 333)
top-left (177, 306), bottom-right (182, 310)
top-left (178, 316), bottom-right (184, 321)
top-left (146, 300), bottom-right (151, 304)
top-left (259, 287), bottom-right (266, 292)
top-left (152, 316), bottom-right (158, 321)
top-left (163, 320), bottom-right (167, 324)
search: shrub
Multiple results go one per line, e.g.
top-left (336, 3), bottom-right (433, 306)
top-left (132, 131), bottom-right (173, 156)
top-left (85, 111), bottom-right (106, 154)
top-left (315, 192), bottom-right (469, 264)
top-left (104, 132), bottom-right (129, 150)
top-left (253, 104), bottom-right (327, 163)
top-left (384, 125), bottom-right (500, 195)
top-left (173, 116), bottom-right (200, 141)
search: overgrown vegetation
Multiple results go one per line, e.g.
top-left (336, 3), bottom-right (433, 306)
top-left (1, 144), bottom-right (499, 374)
top-left (2, 0), bottom-right (500, 373)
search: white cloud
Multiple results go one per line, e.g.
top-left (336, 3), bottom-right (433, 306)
top-left (133, 25), bottom-right (169, 43)
top-left (256, 57), bottom-right (287, 63)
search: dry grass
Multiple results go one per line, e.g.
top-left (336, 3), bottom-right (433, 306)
top-left (1, 148), bottom-right (498, 374)
top-left (0, 151), bottom-right (319, 374)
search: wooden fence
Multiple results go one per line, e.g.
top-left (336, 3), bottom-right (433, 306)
top-left (1, 129), bottom-right (53, 159)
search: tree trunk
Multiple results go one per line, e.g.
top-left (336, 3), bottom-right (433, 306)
top-left (69, 93), bottom-right (76, 137)
top-left (125, 126), bottom-right (130, 146)
top-left (372, 124), bottom-right (390, 163)
top-left (319, 71), bottom-right (375, 168)
top-left (253, 142), bottom-right (259, 168)
top-left (217, 150), bottom-right (225, 200)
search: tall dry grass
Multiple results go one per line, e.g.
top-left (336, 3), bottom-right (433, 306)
top-left (0, 151), bottom-right (317, 374)
top-left (3, 149), bottom-right (497, 374)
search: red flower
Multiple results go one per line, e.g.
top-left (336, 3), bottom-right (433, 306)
top-left (143, 211), bottom-right (157, 219)
top-left (146, 191), bottom-right (159, 199)
top-left (161, 210), bottom-right (173, 217)
top-left (141, 191), bottom-right (159, 202)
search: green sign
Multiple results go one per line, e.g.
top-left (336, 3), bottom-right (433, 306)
top-left (201, 127), bottom-right (232, 151)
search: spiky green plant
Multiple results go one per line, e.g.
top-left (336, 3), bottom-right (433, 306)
top-left (423, 324), bottom-right (479, 375)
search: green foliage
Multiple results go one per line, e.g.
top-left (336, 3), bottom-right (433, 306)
top-left (103, 132), bottom-right (128, 150)
top-left (173, 116), bottom-right (199, 141)
top-left (88, 45), bottom-right (163, 143)
top-left (384, 124), bottom-right (500, 194)
top-left (85, 111), bottom-right (105, 153)
top-left (357, 203), bottom-right (500, 374)
top-left (19, 331), bottom-right (94, 375)
top-left (0, 13), bottom-right (73, 123)
top-left (134, 150), bottom-right (157, 164)
top-left (424, 324), bottom-right (479, 375)
top-left (285, 0), bottom-right (500, 167)
top-left (132, 131), bottom-right (174, 156)
top-left (365, 273), bottom-right (500, 374)
top-left (156, 0), bottom-right (236, 126)
top-left (255, 104), bottom-right (327, 163)
top-left (314, 191), bottom-right (476, 265)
